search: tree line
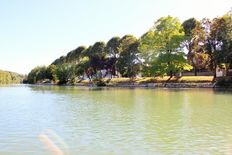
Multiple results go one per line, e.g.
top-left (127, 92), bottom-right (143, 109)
top-left (0, 70), bottom-right (24, 84)
top-left (27, 11), bottom-right (232, 84)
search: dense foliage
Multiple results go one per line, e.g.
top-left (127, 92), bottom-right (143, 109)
top-left (0, 70), bottom-right (24, 84)
top-left (27, 10), bottom-right (232, 84)
top-left (140, 16), bottom-right (192, 77)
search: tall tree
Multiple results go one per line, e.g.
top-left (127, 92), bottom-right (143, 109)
top-left (182, 18), bottom-right (204, 75)
top-left (66, 46), bottom-right (86, 64)
top-left (210, 14), bottom-right (232, 74)
top-left (140, 16), bottom-right (192, 78)
top-left (185, 20), bottom-right (211, 75)
top-left (106, 36), bottom-right (121, 58)
top-left (55, 64), bottom-right (76, 84)
top-left (222, 14), bottom-right (232, 69)
top-left (106, 36), bottom-right (121, 77)
top-left (88, 42), bottom-right (106, 74)
top-left (46, 64), bottom-right (58, 81)
top-left (116, 35), bottom-right (141, 77)
top-left (52, 56), bottom-right (67, 65)
top-left (196, 15), bottom-right (232, 77)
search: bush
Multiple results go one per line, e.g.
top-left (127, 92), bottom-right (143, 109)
top-left (93, 78), bottom-right (106, 87)
top-left (216, 77), bottom-right (232, 87)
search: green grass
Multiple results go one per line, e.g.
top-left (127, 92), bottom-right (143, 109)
top-left (107, 76), bottom-right (213, 84)
top-left (77, 76), bottom-right (213, 85)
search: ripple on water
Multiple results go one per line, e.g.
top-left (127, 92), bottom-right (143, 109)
top-left (0, 86), bottom-right (232, 154)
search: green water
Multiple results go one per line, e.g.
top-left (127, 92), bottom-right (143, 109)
top-left (0, 85), bottom-right (232, 155)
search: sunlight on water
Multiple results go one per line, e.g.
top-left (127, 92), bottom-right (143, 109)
top-left (0, 85), bottom-right (232, 154)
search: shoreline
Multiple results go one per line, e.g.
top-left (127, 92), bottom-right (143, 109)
top-left (25, 76), bottom-right (232, 89)
top-left (74, 82), bottom-right (215, 88)
top-left (33, 82), bottom-right (216, 89)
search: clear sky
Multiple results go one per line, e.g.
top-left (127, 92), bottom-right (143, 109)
top-left (0, 0), bottom-right (231, 74)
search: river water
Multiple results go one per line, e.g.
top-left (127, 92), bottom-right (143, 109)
top-left (0, 85), bottom-right (232, 155)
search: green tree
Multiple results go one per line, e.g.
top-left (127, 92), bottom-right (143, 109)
top-left (52, 56), bottom-right (67, 65)
top-left (117, 35), bottom-right (141, 77)
top-left (106, 36), bottom-right (121, 58)
top-left (106, 37), bottom-right (121, 76)
top-left (46, 64), bottom-right (58, 82)
top-left (27, 66), bottom-right (48, 84)
top-left (66, 46), bottom-right (86, 64)
top-left (55, 64), bottom-right (76, 84)
top-left (88, 42), bottom-right (107, 75)
top-left (75, 57), bottom-right (91, 80)
top-left (140, 16), bottom-right (192, 77)
top-left (199, 15), bottom-right (232, 77)
top-left (182, 18), bottom-right (204, 75)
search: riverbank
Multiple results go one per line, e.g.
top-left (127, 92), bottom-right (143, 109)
top-left (74, 82), bottom-right (214, 88)
top-left (34, 76), bottom-right (232, 89)
top-left (71, 76), bottom-right (215, 88)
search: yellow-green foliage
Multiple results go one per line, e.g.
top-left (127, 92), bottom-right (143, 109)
top-left (0, 70), bottom-right (23, 84)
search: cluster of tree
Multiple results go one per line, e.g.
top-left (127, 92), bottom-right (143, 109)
top-left (140, 11), bottom-right (232, 78)
top-left (27, 10), bottom-right (232, 84)
top-left (0, 70), bottom-right (24, 84)
top-left (28, 35), bottom-right (141, 84)
top-left (181, 13), bottom-right (232, 76)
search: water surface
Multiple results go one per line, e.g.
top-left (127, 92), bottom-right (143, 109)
top-left (0, 85), bottom-right (232, 154)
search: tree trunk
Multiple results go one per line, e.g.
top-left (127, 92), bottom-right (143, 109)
top-left (194, 67), bottom-right (197, 76)
top-left (166, 71), bottom-right (173, 82)
top-left (225, 63), bottom-right (230, 76)
top-left (213, 64), bottom-right (217, 82)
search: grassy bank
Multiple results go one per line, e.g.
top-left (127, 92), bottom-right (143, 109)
top-left (74, 76), bottom-right (214, 87)
top-left (107, 76), bottom-right (213, 84)
top-left (30, 76), bottom-right (232, 89)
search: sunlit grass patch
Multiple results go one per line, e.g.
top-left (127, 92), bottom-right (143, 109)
top-left (77, 76), bottom-right (214, 85)
top-left (137, 76), bottom-right (213, 83)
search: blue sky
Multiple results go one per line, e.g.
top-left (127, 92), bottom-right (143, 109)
top-left (0, 0), bottom-right (231, 74)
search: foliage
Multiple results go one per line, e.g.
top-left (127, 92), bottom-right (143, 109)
top-left (182, 18), bottom-right (198, 39)
top-left (106, 36), bottom-right (121, 76)
top-left (193, 14), bottom-right (232, 76)
top-left (182, 18), bottom-right (208, 75)
top-left (27, 66), bottom-right (49, 84)
top-left (92, 78), bottom-right (106, 87)
top-left (27, 9), bottom-right (232, 85)
top-left (46, 65), bottom-right (58, 81)
top-left (74, 57), bottom-right (90, 78)
top-left (216, 76), bottom-right (232, 87)
top-left (140, 16), bottom-right (192, 77)
top-left (0, 70), bottom-right (23, 84)
top-left (117, 35), bottom-right (141, 77)
top-left (66, 46), bottom-right (86, 63)
top-left (88, 42), bottom-right (106, 72)
top-left (55, 64), bottom-right (76, 84)
top-left (106, 36), bottom-right (121, 58)
top-left (150, 52), bottom-right (192, 76)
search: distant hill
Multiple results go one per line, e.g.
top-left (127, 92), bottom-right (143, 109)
top-left (0, 70), bottom-right (24, 84)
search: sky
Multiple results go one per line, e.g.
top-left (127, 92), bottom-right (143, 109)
top-left (0, 0), bottom-right (231, 74)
